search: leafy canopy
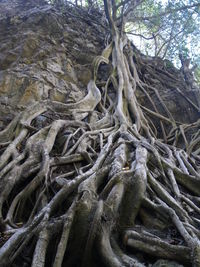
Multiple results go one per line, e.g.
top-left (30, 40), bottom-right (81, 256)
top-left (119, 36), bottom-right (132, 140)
top-left (126, 0), bottom-right (200, 66)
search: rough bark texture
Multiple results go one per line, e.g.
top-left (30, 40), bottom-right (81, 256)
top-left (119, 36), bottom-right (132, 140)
top-left (0, 1), bottom-right (200, 267)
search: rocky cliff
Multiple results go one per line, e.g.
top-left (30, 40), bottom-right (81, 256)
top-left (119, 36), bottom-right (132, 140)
top-left (0, 0), bottom-right (106, 130)
top-left (0, 0), bottom-right (199, 133)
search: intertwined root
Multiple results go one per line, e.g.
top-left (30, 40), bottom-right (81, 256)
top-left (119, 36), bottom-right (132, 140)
top-left (0, 16), bottom-right (200, 267)
top-left (0, 114), bottom-right (200, 267)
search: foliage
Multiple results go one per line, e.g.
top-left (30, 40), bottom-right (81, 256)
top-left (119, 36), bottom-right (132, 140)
top-left (125, 0), bottom-right (200, 67)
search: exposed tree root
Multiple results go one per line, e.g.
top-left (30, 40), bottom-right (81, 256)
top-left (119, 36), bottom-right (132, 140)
top-left (0, 2), bottom-right (200, 267)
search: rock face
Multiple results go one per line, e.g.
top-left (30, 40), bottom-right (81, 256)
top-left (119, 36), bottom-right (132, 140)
top-left (1, 0), bottom-right (199, 136)
top-left (0, 0), bottom-right (105, 129)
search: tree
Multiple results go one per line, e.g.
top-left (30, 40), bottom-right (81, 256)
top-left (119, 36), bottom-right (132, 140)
top-left (0, 0), bottom-right (200, 266)
top-left (125, 0), bottom-right (200, 65)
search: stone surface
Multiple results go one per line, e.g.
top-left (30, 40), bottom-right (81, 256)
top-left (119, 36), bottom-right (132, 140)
top-left (0, 0), bottom-right (105, 124)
